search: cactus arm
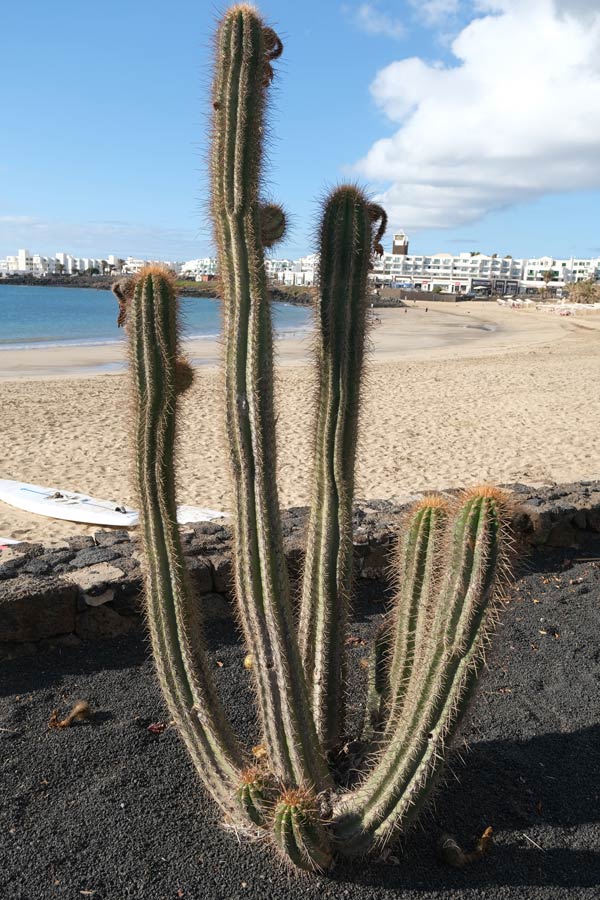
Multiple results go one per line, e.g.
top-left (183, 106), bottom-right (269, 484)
top-left (129, 268), bottom-right (243, 816)
top-left (384, 499), bottom-right (449, 734)
top-left (273, 791), bottom-right (333, 872)
top-left (299, 187), bottom-right (385, 749)
top-left (211, 6), bottom-right (329, 789)
top-left (332, 490), bottom-right (508, 852)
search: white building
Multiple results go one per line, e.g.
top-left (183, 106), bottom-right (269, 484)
top-left (269, 253), bottom-right (317, 286)
top-left (55, 252), bottom-right (77, 275)
top-left (3, 248), bottom-right (35, 274)
top-left (119, 257), bottom-right (181, 275)
top-left (371, 238), bottom-right (523, 294)
top-left (520, 256), bottom-right (600, 293)
top-left (264, 257), bottom-right (294, 279)
top-left (369, 233), bottom-right (600, 295)
top-left (2, 238), bottom-right (600, 294)
top-left (180, 257), bottom-right (219, 279)
top-left (177, 254), bottom-right (317, 286)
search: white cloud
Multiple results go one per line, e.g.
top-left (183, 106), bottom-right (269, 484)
top-left (350, 3), bottom-right (405, 38)
top-left (411, 0), bottom-right (461, 26)
top-left (0, 216), bottom-right (39, 226)
top-left (0, 215), bottom-right (202, 259)
top-left (354, 0), bottom-right (600, 231)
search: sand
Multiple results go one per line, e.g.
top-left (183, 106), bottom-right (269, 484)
top-left (2, 300), bottom-right (600, 543)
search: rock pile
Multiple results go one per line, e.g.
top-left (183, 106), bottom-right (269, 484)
top-left (1, 481), bottom-right (599, 659)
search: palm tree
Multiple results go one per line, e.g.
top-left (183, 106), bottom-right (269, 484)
top-left (540, 270), bottom-right (557, 298)
top-left (566, 278), bottom-right (600, 304)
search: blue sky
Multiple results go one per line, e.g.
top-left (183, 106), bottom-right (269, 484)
top-left (2, 0), bottom-right (599, 261)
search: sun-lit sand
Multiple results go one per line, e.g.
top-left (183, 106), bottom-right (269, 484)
top-left (2, 300), bottom-right (600, 542)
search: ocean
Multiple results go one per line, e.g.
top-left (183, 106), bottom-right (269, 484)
top-left (0, 285), bottom-right (313, 350)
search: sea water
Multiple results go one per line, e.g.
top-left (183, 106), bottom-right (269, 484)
top-left (0, 284), bottom-right (313, 350)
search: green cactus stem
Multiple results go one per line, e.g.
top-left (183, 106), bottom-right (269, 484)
top-left (361, 498), bottom-right (448, 745)
top-left (384, 496), bottom-right (449, 735)
top-left (235, 768), bottom-right (275, 827)
top-left (298, 186), bottom-right (387, 749)
top-left (273, 791), bottom-right (333, 872)
top-left (128, 266), bottom-right (244, 817)
top-left (211, 4), bottom-right (328, 790)
top-left (333, 488), bottom-right (510, 853)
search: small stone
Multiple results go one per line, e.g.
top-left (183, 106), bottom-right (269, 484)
top-left (211, 555), bottom-right (232, 594)
top-left (67, 536), bottom-right (96, 551)
top-left (0, 560), bottom-right (23, 579)
top-left (0, 577), bottom-right (77, 642)
top-left (114, 557), bottom-right (139, 574)
top-left (193, 522), bottom-right (227, 538)
top-left (71, 548), bottom-right (121, 568)
top-left (22, 559), bottom-right (53, 576)
top-left (83, 588), bottom-right (115, 607)
top-left (92, 531), bottom-right (131, 547)
top-left (65, 563), bottom-right (124, 592)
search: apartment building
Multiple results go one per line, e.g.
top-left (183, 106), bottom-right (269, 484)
top-left (370, 234), bottom-right (600, 295)
top-left (180, 253), bottom-right (317, 286)
top-left (0, 249), bottom-right (179, 277)
top-left (3, 238), bottom-right (600, 295)
top-left (269, 253), bottom-right (317, 286)
top-left (180, 257), bottom-right (220, 279)
top-left (372, 240), bottom-right (523, 294)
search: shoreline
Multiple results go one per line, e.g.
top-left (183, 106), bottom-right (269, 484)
top-left (0, 301), bottom-right (578, 381)
top-left (0, 277), bottom-right (314, 305)
top-left (2, 300), bottom-right (600, 542)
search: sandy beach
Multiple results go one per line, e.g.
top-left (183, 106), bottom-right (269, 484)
top-left (2, 300), bottom-right (600, 542)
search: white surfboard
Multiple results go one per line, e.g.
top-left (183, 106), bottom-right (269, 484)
top-left (0, 480), bottom-right (225, 528)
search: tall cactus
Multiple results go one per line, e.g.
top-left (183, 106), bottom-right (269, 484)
top-left (125, 2), bottom-right (516, 874)
top-left (210, 3), bottom-right (328, 791)
top-left (299, 187), bottom-right (386, 750)
top-left (127, 266), bottom-right (244, 817)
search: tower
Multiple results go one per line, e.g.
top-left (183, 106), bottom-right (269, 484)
top-left (392, 231), bottom-right (409, 256)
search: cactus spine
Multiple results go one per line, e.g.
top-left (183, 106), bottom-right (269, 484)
top-left (299, 187), bottom-right (386, 749)
top-left (273, 791), bottom-right (333, 872)
top-left (128, 267), bottom-right (244, 816)
top-left (333, 489), bottom-right (509, 853)
top-left (126, 2), bottom-right (515, 873)
top-left (210, 4), bottom-right (328, 790)
top-left (384, 497), bottom-right (449, 734)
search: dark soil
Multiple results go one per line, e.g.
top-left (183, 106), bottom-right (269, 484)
top-left (1, 538), bottom-right (599, 900)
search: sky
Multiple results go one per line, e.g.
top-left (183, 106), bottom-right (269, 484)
top-left (1, 0), bottom-right (600, 261)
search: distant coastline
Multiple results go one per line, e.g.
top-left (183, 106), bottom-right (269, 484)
top-left (0, 274), bottom-right (471, 308)
top-left (0, 274), bottom-right (316, 307)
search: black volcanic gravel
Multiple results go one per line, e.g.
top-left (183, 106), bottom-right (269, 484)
top-left (1, 539), bottom-right (599, 900)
